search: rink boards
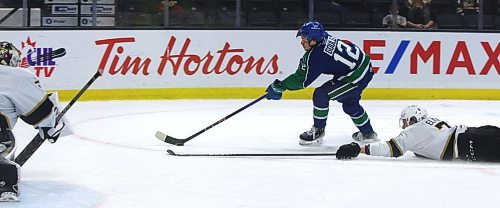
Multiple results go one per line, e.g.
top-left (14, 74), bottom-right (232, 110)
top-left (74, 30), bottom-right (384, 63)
top-left (1, 29), bottom-right (499, 100)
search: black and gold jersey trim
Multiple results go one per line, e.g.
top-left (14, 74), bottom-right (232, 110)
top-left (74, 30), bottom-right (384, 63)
top-left (440, 128), bottom-right (457, 160)
top-left (386, 138), bottom-right (404, 157)
top-left (0, 112), bottom-right (11, 130)
top-left (20, 94), bottom-right (54, 125)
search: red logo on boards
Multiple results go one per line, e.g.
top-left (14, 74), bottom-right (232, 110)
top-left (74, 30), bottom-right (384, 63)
top-left (95, 36), bottom-right (280, 76)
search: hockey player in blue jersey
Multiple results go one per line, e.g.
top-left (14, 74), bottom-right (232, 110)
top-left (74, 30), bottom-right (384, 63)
top-left (265, 20), bottom-right (377, 145)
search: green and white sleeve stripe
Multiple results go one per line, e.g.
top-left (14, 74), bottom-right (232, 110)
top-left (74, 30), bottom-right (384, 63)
top-left (338, 54), bottom-right (371, 84)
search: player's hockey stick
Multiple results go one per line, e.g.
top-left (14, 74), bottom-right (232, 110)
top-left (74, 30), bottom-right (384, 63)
top-left (30, 48), bottom-right (66, 64)
top-left (155, 94), bottom-right (267, 146)
top-left (15, 68), bottom-right (104, 166)
top-left (167, 149), bottom-right (337, 157)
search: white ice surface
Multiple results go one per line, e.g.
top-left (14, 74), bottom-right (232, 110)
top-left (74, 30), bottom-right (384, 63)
top-left (6, 99), bottom-right (500, 208)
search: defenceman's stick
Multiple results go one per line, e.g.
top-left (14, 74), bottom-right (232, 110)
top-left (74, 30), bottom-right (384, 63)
top-left (15, 68), bottom-right (104, 166)
top-left (166, 149), bottom-right (337, 157)
top-left (155, 94), bottom-right (267, 146)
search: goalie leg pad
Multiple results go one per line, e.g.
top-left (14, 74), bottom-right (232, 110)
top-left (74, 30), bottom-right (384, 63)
top-left (0, 158), bottom-right (20, 202)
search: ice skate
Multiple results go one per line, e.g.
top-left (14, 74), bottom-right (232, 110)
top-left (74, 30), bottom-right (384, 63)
top-left (0, 186), bottom-right (19, 202)
top-left (299, 126), bottom-right (325, 146)
top-left (352, 131), bottom-right (378, 142)
top-left (0, 191), bottom-right (18, 202)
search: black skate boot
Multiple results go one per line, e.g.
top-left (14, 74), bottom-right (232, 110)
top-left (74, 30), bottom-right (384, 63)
top-left (352, 131), bottom-right (378, 142)
top-left (299, 126), bottom-right (325, 146)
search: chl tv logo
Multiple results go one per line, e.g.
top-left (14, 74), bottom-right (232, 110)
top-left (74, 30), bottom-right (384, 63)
top-left (21, 37), bottom-right (60, 77)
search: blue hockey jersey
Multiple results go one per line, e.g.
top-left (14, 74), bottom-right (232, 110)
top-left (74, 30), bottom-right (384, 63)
top-left (281, 36), bottom-right (372, 90)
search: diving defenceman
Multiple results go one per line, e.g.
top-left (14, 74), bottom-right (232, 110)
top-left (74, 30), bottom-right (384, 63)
top-left (336, 105), bottom-right (500, 162)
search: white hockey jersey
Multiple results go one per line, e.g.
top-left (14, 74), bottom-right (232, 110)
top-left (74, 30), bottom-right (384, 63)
top-left (368, 117), bottom-right (467, 160)
top-left (0, 65), bottom-right (57, 130)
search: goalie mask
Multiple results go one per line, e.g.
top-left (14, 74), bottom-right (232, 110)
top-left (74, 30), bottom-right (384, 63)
top-left (399, 105), bottom-right (428, 129)
top-left (0, 41), bottom-right (21, 67)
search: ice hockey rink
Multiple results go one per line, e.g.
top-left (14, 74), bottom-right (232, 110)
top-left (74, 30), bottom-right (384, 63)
top-left (8, 99), bottom-right (500, 208)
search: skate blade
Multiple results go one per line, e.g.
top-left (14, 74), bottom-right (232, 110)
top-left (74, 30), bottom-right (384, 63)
top-left (0, 197), bottom-right (19, 202)
top-left (299, 138), bottom-right (324, 146)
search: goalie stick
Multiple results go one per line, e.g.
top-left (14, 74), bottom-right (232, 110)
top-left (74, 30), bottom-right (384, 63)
top-left (15, 68), bottom-right (104, 166)
top-left (30, 48), bottom-right (66, 64)
top-left (166, 149), bottom-right (337, 157)
top-left (155, 94), bottom-right (267, 146)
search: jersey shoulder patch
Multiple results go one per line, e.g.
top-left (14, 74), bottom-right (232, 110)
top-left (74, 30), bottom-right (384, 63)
top-left (323, 36), bottom-right (337, 57)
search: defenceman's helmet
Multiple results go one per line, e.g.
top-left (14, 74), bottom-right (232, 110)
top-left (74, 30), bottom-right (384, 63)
top-left (296, 20), bottom-right (329, 44)
top-left (0, 41), bottom-right (21, 67)
top-left (399, 105), bottom-right (428, 128)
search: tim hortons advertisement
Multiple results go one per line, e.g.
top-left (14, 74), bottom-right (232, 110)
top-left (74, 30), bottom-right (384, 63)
top-left (1, 30), bottom-right (498, 90)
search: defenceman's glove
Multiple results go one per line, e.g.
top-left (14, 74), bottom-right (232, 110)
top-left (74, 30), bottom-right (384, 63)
top-left (38, 122), bottom-right (65, 143)
top-left (265, 79), bottom-right (286, 100)
top-left (336, 142), bottom-right (361, 160)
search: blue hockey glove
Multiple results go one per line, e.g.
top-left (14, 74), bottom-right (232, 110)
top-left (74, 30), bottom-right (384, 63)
top-left (336, 142), bottom-right (361, 160)
top-left (265, 79), bottom-right (286, 100)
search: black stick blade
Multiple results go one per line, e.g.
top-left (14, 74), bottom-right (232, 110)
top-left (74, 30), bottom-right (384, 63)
top-left (155, 131), bottom-right (185, 146)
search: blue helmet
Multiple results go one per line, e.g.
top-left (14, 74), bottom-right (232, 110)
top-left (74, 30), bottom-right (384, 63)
top-left (296, 21), bottom-right (329, 43)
